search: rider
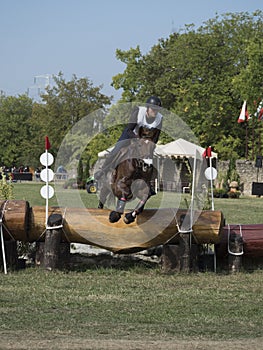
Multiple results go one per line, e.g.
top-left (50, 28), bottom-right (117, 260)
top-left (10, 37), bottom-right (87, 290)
top-left (95, 96), bottom-right (163, 193)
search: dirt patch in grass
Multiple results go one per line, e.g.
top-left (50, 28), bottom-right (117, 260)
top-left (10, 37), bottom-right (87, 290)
top-left (1, 334), bottom-right (263, 350)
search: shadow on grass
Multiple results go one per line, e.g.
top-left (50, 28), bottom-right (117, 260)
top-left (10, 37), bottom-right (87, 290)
top-left (67, 252), bottom-right (161, 272)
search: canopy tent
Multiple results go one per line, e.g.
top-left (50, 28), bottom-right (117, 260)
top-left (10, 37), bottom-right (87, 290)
top-left (153, 138), bottom-right (218, 231)
top-left (155, 138), bottom-right (217, 158)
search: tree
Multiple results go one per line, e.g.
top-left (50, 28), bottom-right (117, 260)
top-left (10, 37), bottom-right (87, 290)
top-left (38, 72), bottom-right (112, 154)
top-left (232, 34), bottom-right (263, 159)
top-left (0, 73), bottom-right (112, 170)
top-left (77, 158), bottom-right (84, 188)
top-left (26, 72), bottom-right (113, 170)
top-left (0, 94), bottom-right (33, 167)
top-left (112, 46), bottom-right (144, 101)
top-left (111, 11), bottom-right (263, 160)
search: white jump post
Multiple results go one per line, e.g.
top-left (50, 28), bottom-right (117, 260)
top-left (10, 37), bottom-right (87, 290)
top-left (0, 220), bottom-right (7, 274)
top-left (0, 201), bottom-right (8, 274)
top-left (204, 146), bottom-right (218, 272)
top-left (40, 136), bottom-right (55, 227)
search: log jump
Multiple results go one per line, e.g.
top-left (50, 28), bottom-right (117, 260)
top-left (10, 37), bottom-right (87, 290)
top-left (2, 199), bottom-right (263, 272)
top-left (1, 200), bottom-right (223, 254)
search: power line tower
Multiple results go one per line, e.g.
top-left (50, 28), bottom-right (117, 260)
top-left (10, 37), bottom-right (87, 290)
top-left (27, 74), bottom-right (54, 102)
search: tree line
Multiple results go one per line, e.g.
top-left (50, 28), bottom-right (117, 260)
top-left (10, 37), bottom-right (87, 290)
top-left (0, 11), bottom-right (262, 175)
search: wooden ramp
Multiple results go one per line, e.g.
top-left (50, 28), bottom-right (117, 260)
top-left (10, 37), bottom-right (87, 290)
top-left (1, 200), bottom-right (224, 254)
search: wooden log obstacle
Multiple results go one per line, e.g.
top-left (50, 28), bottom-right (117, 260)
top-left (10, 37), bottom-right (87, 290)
top-left (2, 200), bottom-right (263, 272)
top-left (43, 213), bottom-right (70, 270)
top-left (0, 200), bottom-right (222, 249)
top-left (216, 224), bottom-right (263, 272)
top-left (0, 199), bottom-right (225, 272)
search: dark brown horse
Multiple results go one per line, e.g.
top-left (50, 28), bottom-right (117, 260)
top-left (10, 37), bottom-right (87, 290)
top-left (98, 136), bottom-right (157, 224)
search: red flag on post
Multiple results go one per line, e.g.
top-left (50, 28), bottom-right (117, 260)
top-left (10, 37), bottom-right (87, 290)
top-left (202, 146), bottom-right (212, 158)
top-left (45, 136), bottom-right (51, 150)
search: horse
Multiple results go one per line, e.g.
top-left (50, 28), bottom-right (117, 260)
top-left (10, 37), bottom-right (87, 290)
top-left (97, 134), bottom-right (157, 224)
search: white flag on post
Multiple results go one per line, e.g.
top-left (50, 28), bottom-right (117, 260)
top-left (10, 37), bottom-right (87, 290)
top-left (237, 101), bottom-right (250, 123)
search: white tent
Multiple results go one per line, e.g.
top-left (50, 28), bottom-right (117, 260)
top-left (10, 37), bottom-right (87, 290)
top-left (154, 138), bottom-right (217, 158)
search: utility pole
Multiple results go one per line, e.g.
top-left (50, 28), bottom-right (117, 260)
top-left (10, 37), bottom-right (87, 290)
top-left (27, 74), bottom-right (53, 102)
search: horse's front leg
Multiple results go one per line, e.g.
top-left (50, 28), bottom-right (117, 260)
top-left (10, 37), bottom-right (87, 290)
top-left (123, 198), bottom-right (147, 224)
top-left (109, 197), bottom-right (127, 223)
top-left (109, 174), bottom-right (132, 223)
top-left (123, 177), bottom-right (151, 224)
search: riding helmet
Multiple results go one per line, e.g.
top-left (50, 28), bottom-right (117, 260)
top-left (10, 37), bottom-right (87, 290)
top-left (146, 96), bottom-right (162, 108)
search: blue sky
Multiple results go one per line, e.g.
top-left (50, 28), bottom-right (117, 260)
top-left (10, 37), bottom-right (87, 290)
top-left (0, 0), bottom-right (262, 102)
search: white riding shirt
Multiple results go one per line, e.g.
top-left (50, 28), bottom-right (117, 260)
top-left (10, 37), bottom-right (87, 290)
top-left (133, 106), bottom-right (163, 136)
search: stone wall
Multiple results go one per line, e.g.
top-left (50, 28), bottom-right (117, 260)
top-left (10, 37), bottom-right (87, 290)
top-left (218, 159), bottom-right (263, 196)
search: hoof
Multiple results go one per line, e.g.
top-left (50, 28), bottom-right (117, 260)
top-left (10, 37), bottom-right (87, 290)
top-left (123, 212), bottom-right (136, 224)
top-left (109, 211), bottom-right (121, 223)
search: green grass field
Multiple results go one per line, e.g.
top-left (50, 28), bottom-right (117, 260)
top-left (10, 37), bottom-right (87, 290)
top-left (1, 268), bottom-right (263, 349)
top-left (12, 181), bottom-right (263, 224)
top-left (1, 182), bottom-right (262, 349)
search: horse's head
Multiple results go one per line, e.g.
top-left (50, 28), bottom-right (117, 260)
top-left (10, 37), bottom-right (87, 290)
top-left (139, 126), bottom-right (157, 142)
top-left (130, 137), bottom-right (156, 160)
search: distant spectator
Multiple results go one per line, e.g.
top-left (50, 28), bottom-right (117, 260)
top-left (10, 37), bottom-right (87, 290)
top-left (35, 167), bottom-right (41, 181)
top-left (12, 166), bottom-right (19, 173)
